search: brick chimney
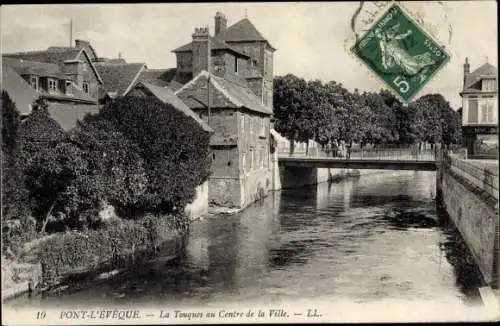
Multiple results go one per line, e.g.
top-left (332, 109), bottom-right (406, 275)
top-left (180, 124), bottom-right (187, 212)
top-left (215, 12), bottom-right (227, 35)
top-left (463, 57), bottom-right (470, 87)
top-left (75, 39), bottom-right (97, 61)
top-left (75, 39), bottom-right (90, 49)
top-left (192, 27), bottom-right (211, 76)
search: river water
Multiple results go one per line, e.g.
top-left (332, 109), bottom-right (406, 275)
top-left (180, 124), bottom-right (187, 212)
top-left (9, 170), bottom-right (493, 321)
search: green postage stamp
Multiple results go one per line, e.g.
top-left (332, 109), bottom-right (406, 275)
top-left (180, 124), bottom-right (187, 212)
top-left (351, 3), bottom-right (450, 102)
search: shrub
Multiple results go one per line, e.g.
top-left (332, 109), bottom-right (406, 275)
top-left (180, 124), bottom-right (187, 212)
top-left (36, 215), bottom-right (181, 285)
top-left (16, 102), bottom-right (68, 167)
top-left (1, 92), bottom-right (36, 252)
top-left (1, 92), bottom-right (29, 221)
top-left (2, 91), bottom-right (20, 155)
top-left (63, 119), bottom-right (148, 221)
top-left (2, 216), bottom-right (38, 258)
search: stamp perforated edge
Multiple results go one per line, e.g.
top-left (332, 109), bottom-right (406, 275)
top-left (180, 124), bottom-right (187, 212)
top-left (346, 1), bottom-right (452, 103)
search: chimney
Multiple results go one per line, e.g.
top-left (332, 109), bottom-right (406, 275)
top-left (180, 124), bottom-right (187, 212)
top-left (75, 39), bottom-right (90, 49)
top-left (463, 57), bottom-right (470, 86)
top-left (215, 12), bottom-right (227, 35)
top-left (192, 27), bottom-right (211, 76)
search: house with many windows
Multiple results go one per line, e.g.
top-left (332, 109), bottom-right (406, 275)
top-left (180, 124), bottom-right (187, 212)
top-left (166, 12), bottom-right (276, 209)
top-left (2, 40), bottom-right (104, 130)
top-left (460, 58), bottom-right (498, 158)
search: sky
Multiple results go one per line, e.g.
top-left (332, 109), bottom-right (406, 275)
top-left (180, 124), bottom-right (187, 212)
top-left (1, 1), bottom-right (497, 109)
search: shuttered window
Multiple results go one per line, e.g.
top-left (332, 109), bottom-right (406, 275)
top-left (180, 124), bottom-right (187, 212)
top-left (468, 98), bottom-right (478, 123)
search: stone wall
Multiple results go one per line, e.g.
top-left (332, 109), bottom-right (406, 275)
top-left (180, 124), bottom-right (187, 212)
top-left (278, 167), bottom-right (382, 189)
top-left (208, 176), bottom-right (241, 208)
top-left (184, 181), bottom-right (209, 219)
top-left (240, 168), bottom-right (272, 208)
top-left (440, 166), bottom-right (499, 287)
top-left (279, 167), bottom-right (333, 189)
top-left (2, 258), bottom-right (41, 301)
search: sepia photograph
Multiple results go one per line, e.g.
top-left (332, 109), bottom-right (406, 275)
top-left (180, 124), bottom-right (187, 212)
top-left (1, 1), bottom-right (499, 324)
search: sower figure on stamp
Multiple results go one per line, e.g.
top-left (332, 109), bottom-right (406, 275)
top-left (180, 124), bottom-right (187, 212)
top-left (375, 24), bottom-right (435, 78)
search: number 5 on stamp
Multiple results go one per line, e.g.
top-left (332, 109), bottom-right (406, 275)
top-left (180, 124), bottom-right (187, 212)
top-left (350, 3), bottom-right (450, 102)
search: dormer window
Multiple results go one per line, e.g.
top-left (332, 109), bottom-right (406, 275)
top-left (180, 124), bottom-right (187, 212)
top-left (48, 78), bottom-right (57, 93)
top-left (83, 82), bottom-right (89, 94)
top-left (30, 76), bottom-right (38, 91)
top-left (66, 81), bottom-right (73, 95)
top-left (482, 79), bottom-right (497, 92)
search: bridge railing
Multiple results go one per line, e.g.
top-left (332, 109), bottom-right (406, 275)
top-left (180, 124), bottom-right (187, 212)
top-left (444, 153), bottom-right (499, 200)
top-left (278, 147), bottom-right (436, 161)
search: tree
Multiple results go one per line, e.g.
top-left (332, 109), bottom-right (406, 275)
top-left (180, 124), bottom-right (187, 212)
top-left (23, 140), bottom-right (85, 231)
top-left (2, 91), bottom-right (20, 155)
top-left (273, 74), bottom-right (309, 154)
top-left (84, 96), bottom-right (211, 215)
top-left (1, 92), bottom-right (28, 221)
top-left (412, 94), bottom-right (461, 147)
top-left (16, 100), bottom-right (67, 169)
top-left (272, 75), bottom-right (459, 151)
top-left (65, 119), bottom-right (148, 221)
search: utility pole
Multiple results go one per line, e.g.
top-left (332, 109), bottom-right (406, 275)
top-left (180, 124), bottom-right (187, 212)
top-left (207, 74), bottom-right (211, 126)
top-left (69, 19), bottom-right (73, 47)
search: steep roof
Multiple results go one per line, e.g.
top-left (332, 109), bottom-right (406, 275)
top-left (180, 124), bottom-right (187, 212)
top-left (3, 57), bottom-right (96, 104)
top-left (216, 18), bottom-right (276, 51)
top-left (168, 71), bottom-right (193, 91)
top-left (172, 36), bottom-right (250, 58)
top-left (94, 62), bottom-right (146, 97)
top-left (211, 73), bottom-right (272, 114)
top-left (3, 56), bottom-right (65, 78)
top-left (1, 65), bottom-right (40, 114)
top-left (130, 82), bottom-right (213, 133)
top-left (4, 47), bottom-right (104, 84)
top-left (47, 103), bottom-right (102, 131)
top-left (4, 48), bottom-right (81, 66)
top-left (464, 62), bottom-right (497, 90)
top-left (43, 84), bottom-right (96, 104)
top-left (175, 70), bottom-right (272, 115)
top-left (136, 68), bottom-right (177, 88)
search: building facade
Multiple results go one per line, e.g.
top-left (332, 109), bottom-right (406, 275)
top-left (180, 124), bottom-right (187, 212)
top-left (4, 40), bottom-right (103, 102)
top-left (172, 13), bottom-right (276, 209)
top-left (3, 40), bottom-right (104, 130)
top-left (460, 58), bottom-right (498, 158)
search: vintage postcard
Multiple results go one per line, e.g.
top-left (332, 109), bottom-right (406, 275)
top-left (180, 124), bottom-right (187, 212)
top-left (1, 1), bottom-right (499, 324)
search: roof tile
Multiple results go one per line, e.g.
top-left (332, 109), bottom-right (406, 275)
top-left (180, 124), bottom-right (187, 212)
top-left (464, 62), bottom-right (497, 90)
top-left (95, 62), bottom-right (146, 97)
top-left (3, 56), bottom-right (64, 78)
top-left (47, 103), bottom-right (102, 131)
top-left (176, 71), bottom-right (272, 115)
top-left (136, 68), bottom-right (177, 88)
top-left (216, 18), bottom-right (275, 50)
top-left (4, 48), bottom-right (81, 66)
top-left (1, 65), bottom-right (40, 114)
top-left (172, 36), bottom-right (249, 58)
top-left (130, 82), bottom-right (213, 133)
top-left (3, 57), bottom-right (97, 104)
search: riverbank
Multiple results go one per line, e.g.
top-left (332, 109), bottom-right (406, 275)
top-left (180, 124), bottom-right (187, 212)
top-left (2, 215), bottom-right (186, 302)
top-left (11, 171), bottom-right (491, 321)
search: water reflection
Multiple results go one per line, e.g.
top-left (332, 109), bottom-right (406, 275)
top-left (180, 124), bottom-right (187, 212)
top-left (11, 170), bottom-right (484, 308)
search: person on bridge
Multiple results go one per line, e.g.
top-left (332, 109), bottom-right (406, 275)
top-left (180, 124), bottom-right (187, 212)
top-left (332, 139), bottom-right (338, 157)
